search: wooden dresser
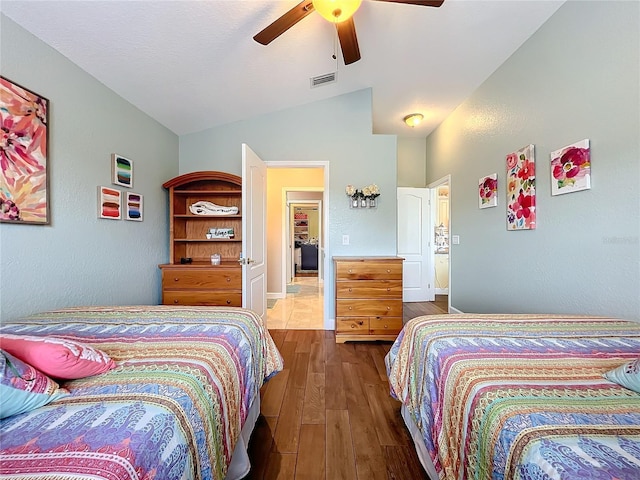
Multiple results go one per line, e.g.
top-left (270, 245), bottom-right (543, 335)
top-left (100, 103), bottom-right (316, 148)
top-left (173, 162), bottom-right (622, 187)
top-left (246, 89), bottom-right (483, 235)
top-left (334, 256), bottom-right (404, 343)
top-left (159, 171), bottom-right (243, 307)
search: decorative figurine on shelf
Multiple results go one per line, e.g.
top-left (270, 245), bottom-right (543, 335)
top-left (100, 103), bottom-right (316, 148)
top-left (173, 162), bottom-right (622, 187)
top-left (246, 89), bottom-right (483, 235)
top-left (189, 201), bottom-right (238, 216)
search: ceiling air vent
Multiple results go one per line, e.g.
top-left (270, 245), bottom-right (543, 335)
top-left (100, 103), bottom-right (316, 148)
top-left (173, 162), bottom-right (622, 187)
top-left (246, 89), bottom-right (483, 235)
top-left (310, 72), bottom-right (336, 88)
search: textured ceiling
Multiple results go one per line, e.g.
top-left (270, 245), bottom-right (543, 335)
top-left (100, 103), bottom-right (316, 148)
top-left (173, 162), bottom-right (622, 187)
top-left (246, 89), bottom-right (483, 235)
top-left (1, 0), bottom-right (565, 137)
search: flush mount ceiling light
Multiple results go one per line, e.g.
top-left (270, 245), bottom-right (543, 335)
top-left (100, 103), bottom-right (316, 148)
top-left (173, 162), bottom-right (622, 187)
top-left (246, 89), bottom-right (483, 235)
top-left (404, 113), bottom-right (424, 128)
top-left (312, 0), bottom-right (363, 23)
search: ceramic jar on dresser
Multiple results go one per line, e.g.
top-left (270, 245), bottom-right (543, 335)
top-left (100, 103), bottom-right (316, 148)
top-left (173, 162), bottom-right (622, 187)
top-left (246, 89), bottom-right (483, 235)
top-left (333, 256), bottom-right (404, 343)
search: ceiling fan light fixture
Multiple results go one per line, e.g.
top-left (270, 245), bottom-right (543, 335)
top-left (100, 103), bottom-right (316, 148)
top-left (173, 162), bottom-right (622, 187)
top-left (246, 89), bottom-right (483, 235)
top-left (312, 0), bottom-right (362, 23)
top-left (403, 113), bottom-right (424, 128)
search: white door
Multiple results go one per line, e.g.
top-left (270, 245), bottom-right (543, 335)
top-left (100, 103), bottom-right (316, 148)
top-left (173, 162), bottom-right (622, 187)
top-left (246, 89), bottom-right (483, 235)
top-left (397, 187), bottom-right (434, 302)
top-left (242, 144), bottom-right (267, 320)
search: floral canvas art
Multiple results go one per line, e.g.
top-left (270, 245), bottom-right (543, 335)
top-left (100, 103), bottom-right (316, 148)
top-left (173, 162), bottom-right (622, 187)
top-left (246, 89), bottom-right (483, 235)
top-left (479, 174), bottom-right (498, 209)
top-left (0, 77), bottom-right (49, 224)
top-left (550, 139), bottom-right (590, 196)
top-left (506, 144), bottom-right (536, 230)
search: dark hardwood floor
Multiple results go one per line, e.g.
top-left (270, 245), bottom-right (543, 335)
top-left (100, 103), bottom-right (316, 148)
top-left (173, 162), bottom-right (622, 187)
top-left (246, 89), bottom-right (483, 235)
top-left (246, 299), bottom-right (447, 479)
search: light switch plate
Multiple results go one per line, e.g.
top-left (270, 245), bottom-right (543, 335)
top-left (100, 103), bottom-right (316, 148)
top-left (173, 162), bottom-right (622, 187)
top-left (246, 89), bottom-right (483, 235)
top-left (452, 235), bottom-right (460, 245)
top-left (342, 235), bottom-right (350, 245)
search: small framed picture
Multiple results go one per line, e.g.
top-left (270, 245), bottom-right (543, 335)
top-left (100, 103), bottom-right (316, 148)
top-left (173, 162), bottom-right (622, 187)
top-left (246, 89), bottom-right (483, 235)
top-left (125, 192), bottom-right (143, 221)
top-left (550, 139), bottom-right (590, 196)
top-left (98, 186), bottom-right (121, 220)
top-left (111, 153), bottom-right (133, 188)
top-left (479, 173), bottom-right (498, 209)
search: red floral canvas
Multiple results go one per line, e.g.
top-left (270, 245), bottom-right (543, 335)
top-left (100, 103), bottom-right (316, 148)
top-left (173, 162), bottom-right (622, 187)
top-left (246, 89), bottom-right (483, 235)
top-left (506, 144), bottom-right (536, 230)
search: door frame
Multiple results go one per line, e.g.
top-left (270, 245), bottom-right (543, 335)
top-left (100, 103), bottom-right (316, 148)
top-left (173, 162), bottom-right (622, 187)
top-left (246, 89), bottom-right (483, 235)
top-left (265, 161), bottom-right (331, 330)
top-left (428, 174), bottom-right (452, 313)
top-left (287, 199), bottom-right (323, 282)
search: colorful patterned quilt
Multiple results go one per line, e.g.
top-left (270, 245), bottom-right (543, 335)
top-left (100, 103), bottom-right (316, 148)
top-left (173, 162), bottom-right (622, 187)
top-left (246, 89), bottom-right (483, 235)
top-left (385, 314), bottom-right (640, 480)
top-left (0, 306), bottom-right (283, 480)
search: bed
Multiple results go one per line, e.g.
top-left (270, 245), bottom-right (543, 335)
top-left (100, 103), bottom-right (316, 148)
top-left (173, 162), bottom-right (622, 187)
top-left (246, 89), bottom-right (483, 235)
top-left (0, 305), bottom-right (283, 480)
top-left (385, 314), bottom-right (640, 480)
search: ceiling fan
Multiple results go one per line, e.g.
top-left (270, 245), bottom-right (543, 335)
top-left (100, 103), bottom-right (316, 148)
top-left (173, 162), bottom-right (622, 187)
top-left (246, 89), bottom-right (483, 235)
top-left (253, 0), bottom-right (445, 65)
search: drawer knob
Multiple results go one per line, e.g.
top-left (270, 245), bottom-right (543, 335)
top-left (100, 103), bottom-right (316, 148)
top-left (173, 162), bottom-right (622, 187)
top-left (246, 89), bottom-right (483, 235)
top-left (386, 269), bottom-right (391, 273)
top-left (348, 269), bottom-right (353, 273)
top-left (173, 299), bottom-right (179, 304)
top-left (226, 299), bottom-right (231, 305)
top-left (348, 288), bottom-right (352, 292)
top-left (387, 306), bottom-right (391, 310)
top-left (358, 321), bottom-right (363, 326)
top-left (386, 288), bottom-right (390, 291)
top-left (351, 324), bottom-right (356, 329)
top-left (348, 306), bottom-right (353, 310)
top-left (174, 278), bottom-right (179, 282)
top-left (384, 324), bottom-right (388, 329)
top-left (226, 277), bottom-right (231, 282)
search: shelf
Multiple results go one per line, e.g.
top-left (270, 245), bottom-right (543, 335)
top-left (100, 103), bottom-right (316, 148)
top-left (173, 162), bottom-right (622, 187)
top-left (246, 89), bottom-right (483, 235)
top-left (174, 189), bottom-right (242, 195)
top-left (174, 238), bottom-right (241, 242)
top-left (174, 214), bottom-right (242, 219)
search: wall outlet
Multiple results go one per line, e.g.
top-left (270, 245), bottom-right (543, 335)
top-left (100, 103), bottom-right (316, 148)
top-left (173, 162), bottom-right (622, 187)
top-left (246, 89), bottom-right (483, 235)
top-left (342, 235), bottom-right (350, 245)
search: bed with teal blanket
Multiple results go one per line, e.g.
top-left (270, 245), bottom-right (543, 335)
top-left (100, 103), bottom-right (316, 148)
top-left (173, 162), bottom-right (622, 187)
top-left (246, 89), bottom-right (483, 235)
top-left (0, 306), bottom-right (283, 480)
top-left (385, 314), bottom-right (640, 480)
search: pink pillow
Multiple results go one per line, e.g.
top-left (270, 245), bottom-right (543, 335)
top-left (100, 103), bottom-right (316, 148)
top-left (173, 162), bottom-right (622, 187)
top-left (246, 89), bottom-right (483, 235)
top-left (0, 334), bottom-right (116, 380)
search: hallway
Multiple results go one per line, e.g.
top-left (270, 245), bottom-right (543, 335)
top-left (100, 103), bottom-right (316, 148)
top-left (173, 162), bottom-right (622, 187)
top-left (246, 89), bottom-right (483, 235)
top-left (267, 276), bottom-right (324, 330)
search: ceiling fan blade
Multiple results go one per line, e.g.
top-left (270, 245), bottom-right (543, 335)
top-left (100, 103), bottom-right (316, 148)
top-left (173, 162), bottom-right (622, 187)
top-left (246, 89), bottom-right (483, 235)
top-left (253, 1), bottom-right (315, 45)
top-left (373, 0), bottom-right (444, 7)
top-left (336, 17), bottom-right (361, 65)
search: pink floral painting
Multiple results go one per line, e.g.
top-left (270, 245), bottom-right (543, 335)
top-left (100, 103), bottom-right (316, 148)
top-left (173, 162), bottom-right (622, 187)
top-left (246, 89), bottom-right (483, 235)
top-left (479, 174), bottom-right (498, 209)
top-left (550, 139), bottom-right (590, 196)
top-left (506, 144), bottom-right (536, 230)
top-left (0, 77), bottom-right (49, 224)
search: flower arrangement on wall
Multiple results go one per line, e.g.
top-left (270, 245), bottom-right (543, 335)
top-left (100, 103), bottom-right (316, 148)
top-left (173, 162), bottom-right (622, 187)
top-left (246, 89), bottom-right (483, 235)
top-left (345, 184), bottom-right (380, 208)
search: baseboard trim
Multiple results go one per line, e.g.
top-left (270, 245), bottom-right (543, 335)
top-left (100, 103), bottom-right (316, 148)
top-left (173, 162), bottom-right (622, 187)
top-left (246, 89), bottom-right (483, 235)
top-left (267, 292), bottom-right (286, 300)
top-left (449, 306), bottom-right (464, 314)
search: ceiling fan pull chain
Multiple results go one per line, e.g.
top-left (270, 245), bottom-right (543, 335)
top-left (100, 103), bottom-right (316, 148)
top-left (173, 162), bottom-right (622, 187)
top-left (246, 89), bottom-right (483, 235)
top-left (333, 25), bottom-right (339, 71)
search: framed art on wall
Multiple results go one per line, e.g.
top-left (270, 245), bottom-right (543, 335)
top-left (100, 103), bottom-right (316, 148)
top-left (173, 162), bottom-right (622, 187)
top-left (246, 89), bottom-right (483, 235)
top-left (125, 192), bottom-right (143, 221)
top-left (98, 186), bottom-right (122, 220)
top-left (479, 174), bottom-right (498, 209)
top-left (0, 76), bottom-right (50, 224)
top-left (506, 144), bottom-right (536, 230)
top-left (111, 153), bottom-right (133, 188)
top-left (550, 139), bottom-right (590, 196)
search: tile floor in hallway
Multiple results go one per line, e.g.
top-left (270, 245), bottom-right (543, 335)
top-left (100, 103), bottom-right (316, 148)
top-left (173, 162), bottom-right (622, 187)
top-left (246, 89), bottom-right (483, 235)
top-left (267, 276), bottom-right (324, 330)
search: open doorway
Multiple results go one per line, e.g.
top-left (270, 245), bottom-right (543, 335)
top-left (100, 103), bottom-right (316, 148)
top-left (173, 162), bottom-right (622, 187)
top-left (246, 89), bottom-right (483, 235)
top-left (428, 175), bottom-right (451, 312)
top-left (289, 200), bottom-right (321, 280)
top-left (264, 163), bottom-right (328, 330)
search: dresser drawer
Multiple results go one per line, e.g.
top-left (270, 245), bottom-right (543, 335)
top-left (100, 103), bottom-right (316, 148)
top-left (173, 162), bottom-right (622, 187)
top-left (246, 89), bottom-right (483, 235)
top-left (335, 280), bottom-right (403, 299)
top-left (336, 317), bottom-right (369, 334)
top-left (163, 290), bottom-right (242, 306)
top-left (162, 268), bottom-right (241, 289)
top-left (335, 261), bottom-right (403, 280)
top-left (369, 317), bottom-right (403, 335)
top-left (336, 299), bottom-right (403, 317)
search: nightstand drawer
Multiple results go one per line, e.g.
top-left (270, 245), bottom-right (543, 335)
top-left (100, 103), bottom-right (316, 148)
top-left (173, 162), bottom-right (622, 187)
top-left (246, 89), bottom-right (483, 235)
top-left (336, 317), bottom-right (369, 334)
top-left (369, 317), bottom-right (403, 335)
top-left (335, 280), bottom-right (402, 298)
top-left (162, 268), bottom-right (241, 289)
top-left (335, 261), bottom-right (403, 280)
top-left (336, 299), bottom-right (403, 317)
top-left (163, 291), bottom-right (241, 306)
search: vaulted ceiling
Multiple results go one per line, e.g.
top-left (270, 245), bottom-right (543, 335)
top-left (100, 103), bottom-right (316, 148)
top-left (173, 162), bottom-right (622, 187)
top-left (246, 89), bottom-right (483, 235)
top-left (1, 0), bottom-right (565, 137)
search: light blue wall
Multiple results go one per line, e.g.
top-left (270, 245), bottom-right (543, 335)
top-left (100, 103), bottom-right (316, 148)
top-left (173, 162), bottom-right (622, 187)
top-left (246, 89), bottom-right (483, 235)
top-left (397, 137), bottom-right (426, 187)
top-left (425, 1), bottom-right (640, 320)
top-left (0, 16), bottom-right (179, 322)
top-left (180, 89), bottom-right (398, 326)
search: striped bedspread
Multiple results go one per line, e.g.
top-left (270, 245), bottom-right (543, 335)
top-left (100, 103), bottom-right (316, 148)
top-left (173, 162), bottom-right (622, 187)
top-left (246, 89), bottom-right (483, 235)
top-left (0, 306), bottom-right (283, 480)
top-left (385, 314), bottom-right (640, 480)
